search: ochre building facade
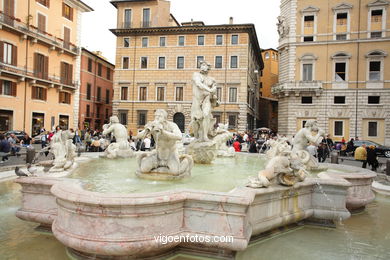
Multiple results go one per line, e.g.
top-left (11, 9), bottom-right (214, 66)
top-left (275, 0), bottom-right (390, 145)
top-left (0, 0), bottom-right (92, 135)
top-left (110, 0), bottom-right (263, 134)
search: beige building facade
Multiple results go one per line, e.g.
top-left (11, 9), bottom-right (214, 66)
top-left (274, 0), bottom-right (390, 145)
top-left (110, 0), bottom-right (263, 134)
top-left (0, 0), bottom-right (92, 135)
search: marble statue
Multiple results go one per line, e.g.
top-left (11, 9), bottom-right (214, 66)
top-left (188, 61), bottom-right (219, 163)
top-left (213, 123), bottom-right (235, 157)
top-left (277, 16), bottom-right (289, 38)
top-left (50, 128), bottom-right (76, 172)
top-left (247, 120), bottom-right (325, 188)
top-left (136, 109), bottom-right (193, 179)
top-left (101, 116), bottom-right (134, 159)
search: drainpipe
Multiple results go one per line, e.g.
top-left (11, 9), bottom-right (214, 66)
top-left (23, 0), bottom-right (31, 133)
top-left (355, 0), bottom-right (362, 139)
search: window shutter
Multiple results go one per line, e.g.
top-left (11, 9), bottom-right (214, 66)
top-left (43, 88), bottom-right (47, 100)
top-left (0, 41), bottom-right (4, 62)
top-left (12, 45), bottom-right (17, 66)
top-left (62, 3), bottom-right (65, 17)
top-left (0, 80), bottom-right (3, 94)
top-left (60, 62), bottom-right (65, 83)
top-left (44, 56), bottom-right (49, 79)
top-left (47, 0), bottom-right (50, 8)
top-left (34, 53), bottom-right (39, 77)
top-left (70, 7), bottom-right (73, 21)
top-left (69, 64), bottom-right (73, 84)
top-left (32, 86), bottom-right (36, 99)
top-left (11, 82), bottom-right (17, 96)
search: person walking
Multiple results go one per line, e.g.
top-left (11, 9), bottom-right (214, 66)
top-left (354, 144), bottom-right (367, 168)
top-left (0, 134), bottom-right (11, 163)
top-left (233, 139), bottom-right (241, 152)
top-left (366, 145), bottom-right (378, 171)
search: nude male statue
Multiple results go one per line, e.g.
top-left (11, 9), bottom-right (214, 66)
top-left (190, 61), bottom-right (218, 142)
top-left (292, 120), bottom-right (325, 152)
top-left (137, 109), bottom-right (191, 175)
top-left (102, 116), bottom-right (133, 158)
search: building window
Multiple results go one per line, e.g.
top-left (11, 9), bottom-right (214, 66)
top-left (105, 108), bottom-right (109, 120)
top-left (139, 86), bottom-right (147, 101)
top-left (97, 63), bottom-right (102, 77)
top-left (231, 35), bottom-right (238, 45)
top-left (97, 87), bottom-right (101, 102)
top-left (106, 89), bottom-right (110, 104)
top-left (159, 37), bottom-right (166, 47)
top-left (141, 57), bottom-right (148, 69)
top-left (228, 114), bottom-right (237, 129)
top-left (37, 13), bottom-right (46, 33)
top-left (60, 62), bottom-right (72, 85)
top-left (214, 114), bottom-right (221, 125)
top-left (369, 61), bottom-right (381, 81)
top-left (229, 87), bottom-right (237, 102)
top-left (335, 62), bottom-right (346, 81)
top-left (198, 35), bottom-right (205, 46)
top-left (216, 35), bottom-right (223, 45)
top-left (119, 110), bottom-right (128, 125)
top-left (59, 91), bottom-right (71, 104)
top-left (371, 9), bottom-right (383, 22)
top-left (215, 56), bottom-right (222, 68)
top-left (302, 64), bottom-right (313, 81)
top-left (124, 9), bottom-right (132, 28)
top-left (336, 34), bottom-right (347, 40)
top-left (196, 56), bottom-right (204, 68)
top-left (88, 58), bottom-right (92, 72)
top-left (368, 122), bottom-right (378, 137)
top-left (156, 86), bottom-right (165, 101)
top-left (334, 121), bottom-right (343, 136)
top-left (334, 96), bottom-right (346, 104)
top-left (336, 12), bottom-right (347, 25)
top-left (121, 87), bottom-right (128, 100)
top-left (0, 80), bottom-right (16, 96)
top-left (34, 53), bottom-right (48, 79)
top-left (32, 86), bottom-right (47, 101)
top-left (264, 52), bottom-right (270, 59)
top-left (2, 42), bottom-right (17, 65)
top-left (124, 37), bottom-right (130, 47)
top-left (216, 87), bottom-right (222, 102)
top-left (230, 56), bottom-right (238, 68)
top-left (62, 3), bottom-right (73, 21)
top-left (86, 105), bottom-right (90, 117)
top-left (138, 111), bottom-right (147, 126)
top-left (122, 57), bottom-right (129, 69)
top-left (301, 96), bottom-right (312, 104)
top-left (371, 31), bottom-right (382, 38)
top-left (304, 15), bottom-right (314, 27)
top-left (368, 96), bottom-right (380, 104)
top-left (142, 8), bottom-right (150, 27)
top-left (175, 86), bottom-right (183, 101)
top-left (177, 56), bottom-right (184, 69)
top-left (178, 36), bottom-right (185, 46)
top-left (86, 83), bottom-right (91, 100)
top-left (158, 57), bottom-right (165, 69)
top-left (36, 0), bottom-right (49, 7)
top-left (303, 36), bottom-right (314, 42)
top-left (106, 68), bottom-right (111, 80)
top-left (142, 37), bottom-right (148, 47)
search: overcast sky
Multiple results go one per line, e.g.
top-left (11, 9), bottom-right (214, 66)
top-left (81, 0), bottom-right (280, 63)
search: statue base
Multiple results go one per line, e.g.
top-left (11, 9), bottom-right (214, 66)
top-left (188, 141), bottom-right (217, 164)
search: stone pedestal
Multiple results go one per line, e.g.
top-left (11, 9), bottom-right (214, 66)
top-left (187, 141), bottom-right (217, 164)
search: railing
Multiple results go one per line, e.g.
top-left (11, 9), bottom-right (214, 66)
top-left (0, 12), bottom-right (79, 55)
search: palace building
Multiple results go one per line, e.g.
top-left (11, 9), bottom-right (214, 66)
top-left (0, 0), bottom-right (92, 135)
top-left (275, 0), bottom-right (390, 144)
top-left (110, 0), bottom-right (263, 134)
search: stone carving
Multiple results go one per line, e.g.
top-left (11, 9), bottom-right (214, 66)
top-left (50, 129), bottom-right (76, 172)
top-left (247, 120), bottom-right (325, 188)
top-left (277, 16), bottom-right (289, 38)
top-left (136, 109), bottom-right (193, 180)
top-left (188, 61), bottom-right (219, 163)
top-left (213, 123), bottom-right (235, 157)
top-left (101, 116), bottom-right (134, 159)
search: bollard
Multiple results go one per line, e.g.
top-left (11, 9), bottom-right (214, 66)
top-left (386, 159), bottom-right (390, 176)
top-left (26, 146), bottom-right (36, 164)
top-left (330, 151), bottom-right (339, 164)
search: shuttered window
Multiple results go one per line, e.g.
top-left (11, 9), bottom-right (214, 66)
top-left (36, 0), bottom-right (50, 7)
top-left (34, 53), bottom-right (49, 79)
top-left (62, 3), bottom-right (73, 21)
top-left (0, 80), bottom-right (17, 97)
top-left (37, 13), bottom-right (46, 33)
top-left (32, 86), bottom-right (47, 101)
top-left (60, 62), bottom-right (73, 85)
top-left (59, 91), bottom-right (71, 104)
top-left (0, 41), bottom-right (17, 66)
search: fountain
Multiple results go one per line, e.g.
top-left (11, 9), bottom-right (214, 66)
top-left (8, 68), bottom-right (380, 259)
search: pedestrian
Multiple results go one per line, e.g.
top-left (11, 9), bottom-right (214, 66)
top-left (354, 144), bottom-right (367, 168)
top-left (233, 139), bottom-right (241, 152)
top-left (143, 136), bottom-right (151, 151)
top-left (0, 134), bottom-right (11, 163)
top-left (7, 134), bottom-right (20, 156)
top-left (20, 133), bottom-right (33, 147)
top-left (366, 145), bottom-right (378, 171)
top-left (249, 139), bottom-right (257, 153)
top-left (84, 131), bottom-right (92, 152)
top-left (41, 131), bottom-right (48, 148)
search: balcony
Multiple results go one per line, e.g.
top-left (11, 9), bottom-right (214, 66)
top-left (0, 12), bottom-right (79, 55)
top-left (272, 81), bottom-right (323, 96)
top-left (0, 62), bottom-right (77, 89)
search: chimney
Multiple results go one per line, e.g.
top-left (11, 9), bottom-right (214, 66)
top-left (229, 17), bottom-right (233, 24)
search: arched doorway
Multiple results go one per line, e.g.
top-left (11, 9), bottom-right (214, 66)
top-left (173, 113), bottom-right (185, 133)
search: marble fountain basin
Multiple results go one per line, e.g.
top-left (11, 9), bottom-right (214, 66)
top-left (15, 154), bottom-right (376, 258)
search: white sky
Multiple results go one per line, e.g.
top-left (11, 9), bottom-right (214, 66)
top-left (81, 0), bottom-right (280, 63)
